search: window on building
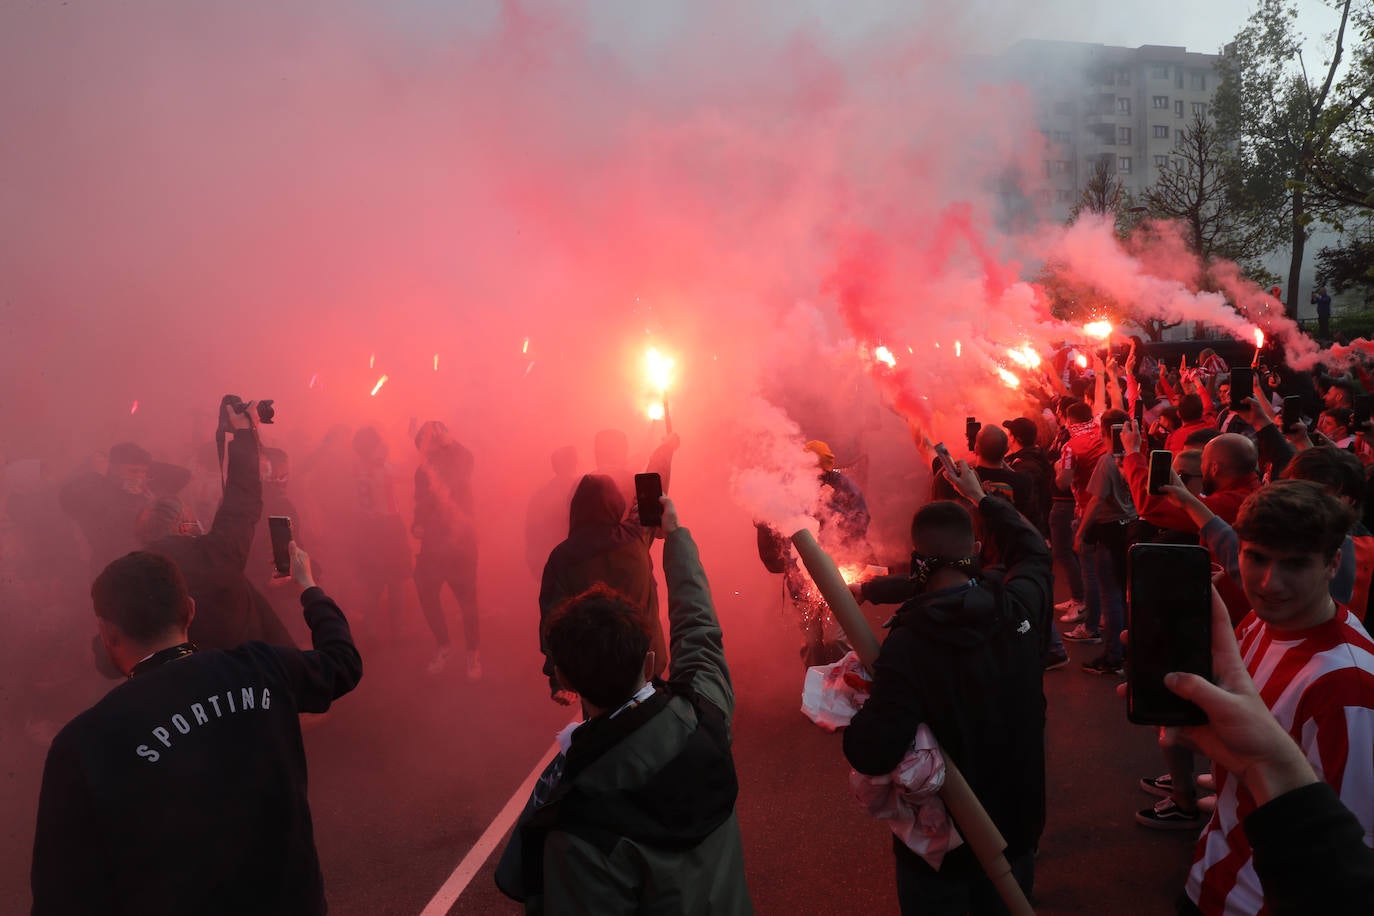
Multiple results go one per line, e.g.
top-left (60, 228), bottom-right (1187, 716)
top-left (1055, 160), bottom-right (1072, 174)
top-left (1118, 97), bottom-right (1131, 114)
top-left (1118, 126), bottom-right (1132, 144)
top-left (1154, 155), bottom-right (1170, 168)
top-left (1192, 102), bottom-right (1207, 117)
top-left (1044, 160), bottom-right (1052, 178)
top-left (1153, 95), bottom-right (1170, 109)
top-left (1173, 157), bottom-right (1183, 170)
top-left (1116, 68), bottom-right (1131, 86)
top-left (1153, 125), bottom-right (1170, 139)
top-left (1176, 69), bottom-right (1185, 89)
top-left (1175, 100), bottom-right (1184, 117)
top-left (1151, 64), bottom-right (1168, 79)
top-left (1191, 72), bottom-right (1206, 91)
top-left (1119, 157), bottom-right (1132, 173)
top-left (1053, 130), bottom-right (1071, 144)
top-left (1176, 128), bottom-right (1185, 143)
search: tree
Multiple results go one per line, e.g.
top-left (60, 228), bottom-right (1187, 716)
top-left (1315, 230), bottom-right (1374, 299)
top-left (1214, 0), bottom-right (1374, 316)
top-left (1141, 114), bottom-right (1269, 266)
top-left (1069, 158), bottom-right (1139, 236)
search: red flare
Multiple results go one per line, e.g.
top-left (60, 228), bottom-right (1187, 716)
top-left (370, 375), bottom-right (388, 396)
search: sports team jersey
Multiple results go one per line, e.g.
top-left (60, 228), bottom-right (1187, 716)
top-left (1186, 607), bottom-right (1374, 915)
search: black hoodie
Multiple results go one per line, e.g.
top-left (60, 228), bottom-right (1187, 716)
top-left (538, 474), bottom-right (666, 694)
top-left (844, 497), bottom-right (1050, 876)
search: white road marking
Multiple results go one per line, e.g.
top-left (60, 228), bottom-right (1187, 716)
top-left (418, 724), bottom-right (573, 915)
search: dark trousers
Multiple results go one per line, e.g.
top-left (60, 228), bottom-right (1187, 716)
top-left (414, 548), bottom-right (479, 650)
top-left (895, 850), bottom-right (1035, 916)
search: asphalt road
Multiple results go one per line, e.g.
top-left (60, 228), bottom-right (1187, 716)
top-left (1, 565), bottom-right (1198, 916)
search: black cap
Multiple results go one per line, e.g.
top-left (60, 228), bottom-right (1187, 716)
top-left (1001, 418), bottom-right (1038, 445)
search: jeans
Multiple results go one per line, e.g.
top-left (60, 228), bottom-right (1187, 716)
top-left (895, 850), bottom-right (1035, 915)
top-left (1090, 521), bottom-right (1132, 664)
top-left (1049, 501), bottom-right (1084, 602)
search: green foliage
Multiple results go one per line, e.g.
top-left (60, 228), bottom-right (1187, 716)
top-left (1213, 0), bottom-right (1374, 314)
top-left (1316, 233), bottom-right (1374, 293)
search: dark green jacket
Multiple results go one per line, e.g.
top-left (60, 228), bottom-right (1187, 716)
top-left (524, 527), bottom-right (751, 915)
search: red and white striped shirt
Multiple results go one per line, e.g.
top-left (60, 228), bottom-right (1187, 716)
top-left (1186, 606), bottom-right (1374, 915)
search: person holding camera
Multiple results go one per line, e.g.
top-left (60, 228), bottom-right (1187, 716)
top-left (30, 541), bottom-right (362, 915)
top-left (133, 398), bottom-right (292, 649)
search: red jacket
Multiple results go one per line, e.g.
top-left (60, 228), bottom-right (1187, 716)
top-left (1121, 453), bottom-right (1258, 533)
top-left (1165, 419), bottom-right (1217, 453)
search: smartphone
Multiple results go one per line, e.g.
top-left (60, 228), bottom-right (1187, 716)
top-left (1229, 367), bottom-right (1254, 411)
top-left (965, 417), bottom-right (981, 452)
top-left (1127, 544), bottom-right (1213, 726)
top-left (1282, 395), bottom-right (1301, 430)
top-left (634, 473), bottom-right (664, 528)
top-left (1147, 450), bottom-right (1173, 496)
top-left (1355, 395), bottom-right (1374, 432)
top-left (268, 516), bottom-right (293, 578)
top-left (1111, 423), bottom-right (1125, 457)
top-left (1133, 400), bottom-right (1145, 430)
top-left (933, 442), bottom-right (959, 481)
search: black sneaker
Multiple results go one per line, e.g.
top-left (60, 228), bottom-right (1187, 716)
top-left (1136, 797), bottom-right (1203, 830)
top-left (1081, 655), bottom-right (1124, 676)
top-left (1043, 649), bottom-right (1070, 671)
top-left (1139, 773), bottom-right (1174, 798)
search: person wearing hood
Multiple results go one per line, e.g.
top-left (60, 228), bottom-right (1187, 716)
top-left (846, 459), bottom-right (1049, 915)
top-left (538, 435), bottom-right (680, 704)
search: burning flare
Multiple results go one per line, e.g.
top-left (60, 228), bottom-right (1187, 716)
top-left (997, 367), bottom-right (1021, 389)
top-left (874, 345), bottom-right (897, 368)
top-left (522, 337), bottom-right (530, 356)
top-left (433, 354), bottom-right (439, 371)
top-left (370, 375), bottom-right (388, 397)
top-left (646, 403), bottom-right (666, 421)
top-left (1083, 320), bottom-right (1113, 340)
top-left (130, 400), bottom-right (139, 415)
top-left (369, 352), bottom-right (376, 369)
top-left (955, 340), bottom-right (962, 358)
top-left (308, 374), bottom-right (318, 389)
top-left (645, 347), bottom-right (675, 393)
top-left (1075, 354), bottom-right (1089, 369)
top-left (1253, 329), bottom-right (1265, 349)
top-left (1006, 345), bottom-right (1041, 369)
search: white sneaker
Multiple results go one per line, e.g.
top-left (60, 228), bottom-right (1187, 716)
top-left (465, 650), bottom-right (482, 682)
top-left (427, 646), bottom-right (452, 675)
top-left (1057, 600), bottom-right (1086, 622)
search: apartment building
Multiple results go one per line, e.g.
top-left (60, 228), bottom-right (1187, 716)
top-left (996, 40), bottom-right (1221, 220)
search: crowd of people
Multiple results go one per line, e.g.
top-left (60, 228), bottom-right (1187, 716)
top-left (9, 328), bottom-right (1374, 915)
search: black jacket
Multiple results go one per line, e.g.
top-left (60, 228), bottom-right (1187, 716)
top-left (1246, 781), bottom-right (1374, 915)
top-left (413, 440), bottom-right (476, 554)
top-left (150, 431), bottom-right (292, 649)
top-left (31, 587), bottom-right (362, 916)
top-left (844, 497), bottom-right (1050, 874)
top-left (539, 475), bottom-right (665, 694)
top-left (1006, 446), bottom-right (1054, 538)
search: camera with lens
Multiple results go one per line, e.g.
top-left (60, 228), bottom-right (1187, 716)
top-left (221, 394), bottom-right (276, 426)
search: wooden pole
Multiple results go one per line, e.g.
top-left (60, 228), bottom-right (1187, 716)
top-left (790, 528), bottom-right (1034, 916)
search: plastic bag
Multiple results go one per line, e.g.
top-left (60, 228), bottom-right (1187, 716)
top-left (800, 650), bottom-right (871, 731)
top-left (850, 724), bottom-right (964, 870)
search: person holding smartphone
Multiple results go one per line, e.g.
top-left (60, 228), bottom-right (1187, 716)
top-left (1176, 481), bottom-right (1374, 916)
top-left (538, 434), bottom-right (680, 704)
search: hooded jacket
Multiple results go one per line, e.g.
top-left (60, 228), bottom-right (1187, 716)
top-left (844, 497), bottom-right (1050, 876)
top-left (539, 475), bottom-right (666, 694)
top-left (516, 528), bottom-right (750, 915)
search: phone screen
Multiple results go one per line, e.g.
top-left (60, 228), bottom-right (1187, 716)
top-left (1111, 424), bottom-right (1124, 457)
top-left (268, 516), bottom-right (293, 578)
top-left (965, 417), bottom-right (980, 452)
top-left (1229, 367), bottom-right (1254, 411)
top-left (634, 473), bottom-right (664, 528)
top-left (1127, 544), bottom-right (1212, 726)
top-left (1147, 450), bottom-right (1173, 495)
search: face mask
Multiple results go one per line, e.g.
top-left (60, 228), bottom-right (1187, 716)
top-left (910, 553), bottom-right (979, 587)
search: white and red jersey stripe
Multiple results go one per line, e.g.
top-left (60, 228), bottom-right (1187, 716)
top-left (1186, 606), bottom-right (1374, 915)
